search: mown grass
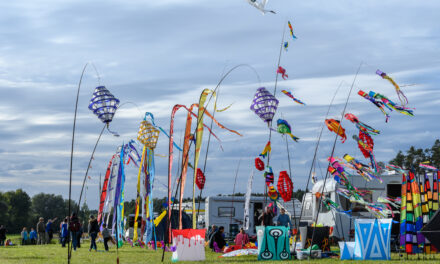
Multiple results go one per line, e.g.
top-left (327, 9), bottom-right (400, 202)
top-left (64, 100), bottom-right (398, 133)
top-left (1, 234), bottom-right (440, 263)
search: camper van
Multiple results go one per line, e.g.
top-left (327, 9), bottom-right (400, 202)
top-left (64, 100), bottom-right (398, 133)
top-left (301, 170), bottom-right (401, 241)
top-left (205, 196), bottom-right (301, 239)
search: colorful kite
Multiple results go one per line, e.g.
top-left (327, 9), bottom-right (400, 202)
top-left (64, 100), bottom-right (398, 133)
top-left (325, 119), bottom-right (347, 143)
top-left (343, 154), bottom-right (382, 183)
top-left (344, 113), bottom-right (379, 136)
top-left (281, 90), bottom-right (306, 105)
top-left (376, 69), bottom-right (409, 106)
top-left (277, 66), bottom-right (288, 80)
top-left (288, 21), bottom-right (297, 40)
top-left (277, 171), bottom-right (293, 202)
top-left (277, 119), bottom-right (299, 142)
top-left (369, 91), bottom-right (414, 117)
top-left (283, 41), bottom-right (288, 51)
top-left (246, 0), bottom-right (275, 14)
top-left (259, 141), bottom-right (271, 158)
top-left (358, 90), bottom-right (390, 122)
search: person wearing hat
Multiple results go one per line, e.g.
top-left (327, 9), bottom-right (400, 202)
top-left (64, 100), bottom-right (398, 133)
top-left (36, 217), bottom-right (46, 245)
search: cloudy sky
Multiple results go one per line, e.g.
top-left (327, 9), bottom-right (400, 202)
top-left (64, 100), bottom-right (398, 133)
top-left (0, 0), bottom-right (439, 209)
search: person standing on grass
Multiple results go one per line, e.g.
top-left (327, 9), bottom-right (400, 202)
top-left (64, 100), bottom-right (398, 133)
top-left (276, 208), bottom-right (292, 229)
top-left (36, 217), bottom-right (46, 245)
top-left (45, 218), bottom-right (57, 244)
top-left (88, 215), bottom-right (99, 251)
top-left (234, 228), bottom-right (249, 247)
top-left (0, 225), bottom-right (7, 246)
top-left (60, 218), bottom-right (69, 247)
top-left (77, 218), bottom-right (83, 248)
top-left (29, 228), bottom-right (37, 245)
top-left (69, 213), bottom-right (80, 251)
top-left (21, 227), bottom-right (29, 245)
top-left (101, 223), bottom-right (111, 251)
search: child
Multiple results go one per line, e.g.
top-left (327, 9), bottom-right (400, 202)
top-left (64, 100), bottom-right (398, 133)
top-left (60, 218), bottom-right (68, 247)
top-left (29, 228), bottom-right (37, 245)
top-left (101, 223), bottom-right (111, 251)
top-left (21, 227), bottom-right (28, 245)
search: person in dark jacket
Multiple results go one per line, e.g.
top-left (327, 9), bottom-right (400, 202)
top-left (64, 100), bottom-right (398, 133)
top-left (88, 215), bottom-right (99, 251)
top-left (258, 206), bottom-right (274, 226)
top-left (0, 225), bottom-right (7, 246)
top-left (209, 226), bottom-right (226, 251)
top-left (69, 213), bottom-right (80, 251)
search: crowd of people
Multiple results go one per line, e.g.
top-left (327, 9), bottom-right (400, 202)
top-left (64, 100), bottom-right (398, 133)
top-left (1, 213), bottom-right (112, 252)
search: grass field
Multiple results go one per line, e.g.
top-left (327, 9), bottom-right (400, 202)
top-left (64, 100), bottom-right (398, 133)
top-left (1, 234), bottom-right (440, 263)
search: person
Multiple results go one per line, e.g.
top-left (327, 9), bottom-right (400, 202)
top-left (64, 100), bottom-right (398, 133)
top-left (45, 218), bottom-right (57, 244)
top-left (77, 219), bottom-right (83, 248)
top-left (276, 208), bottom-right (292, 229)
top-left (60, 218), bottom-right (68, 247)
top-left (21, 227), bottom-right (29, 245)
top-left (29, 228), bottom-right (37, 245)
top-left (101, 223), bottom-right (111, 251)
top-left (36, 217), bottom-right (46, 245)
top-left (258, 206), bottom-right (274, 226)
top-left (207, 225), bottom-right (217, 241)
top-left (69, 213), bottom-right (80, 251)
top-left (88, 215), bottom-right (99, 251)
top-left (234, 228), bottom-right (249, 247)
top-left (209, 226), bottom-right (226, 250)
top-left (0, 225), bottom-right (7, 246)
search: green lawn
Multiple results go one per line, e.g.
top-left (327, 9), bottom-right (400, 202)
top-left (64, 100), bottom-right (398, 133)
top-left (1, 234), bottom-right (440, 263)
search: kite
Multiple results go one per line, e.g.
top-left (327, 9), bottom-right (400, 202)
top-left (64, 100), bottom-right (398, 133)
top-left (268, 185), bottom-right (279, 201)
top-left (325, 119), bottom-right (347, 143)
top-left (246, 0), bottom-right (276, 14)
top-left (369, 91), bottom-right (414, 117)
top-left (277, 171), bottom-right (293, 202)
top-left (264, 166), bottom-right (274, 186)
top-left (250, 87), bottom-right (279, 125)
top-left (277, 66), bottom-right (288, 80)
top-left (283, 42), bottom-right (288, 51)
top-left (376, 69), bottom-right (409, 106)
top-left (196, 168), bottom-right (205, 190)
top-left (344, 113), bottom-right (379, 136)
top-left (277, 119), bottom-right (299, 142)
top-left (358, 90), bottom-right (390, 122)
top-left (343, 154), bottom-right (382, 183)
top-left (281, 90), bottom-right (306, 105)
top-left (288, 21), bottom-right (297, 40)
top-left (352, 133), bottom-right (378, 172)
top-left (255, 157), bottom-right (265, 171)
top-left (420, 163), bottom-right (439, 171)
top-left (322, 197), bottom-right (351, 216)
top-left (88, 86), bottom-right (120, 136)
top-left (259, 141), bottom-right (271, 158)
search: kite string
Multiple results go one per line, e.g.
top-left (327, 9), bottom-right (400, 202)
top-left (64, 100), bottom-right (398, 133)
top-left (309, 62), bottom-right (363, 255)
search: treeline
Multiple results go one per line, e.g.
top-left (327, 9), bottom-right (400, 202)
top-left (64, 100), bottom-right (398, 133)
top-left (390, 139), bottom-right (440, 174)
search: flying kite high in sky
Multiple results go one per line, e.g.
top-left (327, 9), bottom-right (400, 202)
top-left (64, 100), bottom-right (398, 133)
top-left (277, 66), bottom-right (288, 80)
top-left (288, 21), bottom-right (297, 40)
top-left (281, 90), bottom-right (306, 105)
top-left (276, 119), bottom-right (299, 141)
top-left (376, 69), bottom-right (409, 106)
top-left (325, 119), bottom-right (347, 143)
top-left (246, 0), bottom-right (275, 14)
top-left (344, 113), bottom-right (379, 135)
top-left (369, 91), bottom-right (414, 117)
top-left (358, 90), bottom-right (390, 122)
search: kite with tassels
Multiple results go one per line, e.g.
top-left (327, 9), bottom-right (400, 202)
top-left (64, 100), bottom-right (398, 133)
top-left (344, 113), bottom-right (379, 136)
top-left (325, 119), bottom-right (347, 143)
top-left (358, 90), bottom-right (391, 122)
top-left (342, 154), bottom-right (383, 183)
top-left (276, 119), bottom-right (299, 142)
top-left (277, 66), bottom-right (288, 80)
top-left (322, 197), bottom-right (351, 216)
top-left (288, 21), bottom-right (297, 40)
top-left (369, 91), bottom-right (414, 116)
top-left (281, 90), bottom-right (306, 105)
top-left (246, 0), bottom-right (276, 14)
top-left (352, 133), bottom-right (379, 172)
top-left (376, 69), bottom-right (409, 106)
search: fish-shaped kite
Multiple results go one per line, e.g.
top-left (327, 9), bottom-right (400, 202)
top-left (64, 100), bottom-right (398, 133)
top-left (288, 21), bottom-right (297, 40)
top-left (281, 90), bottom-right (306, 105)
top-left (369, 91), bottom-right (414, 117)
top-left (277, 119), bottom-right (299, 142)
top-left (277, 66), bottom-right (288, 80)
top-left (376, 69), bottom-right (409, 106)
top-left (325, 119), bottom-right (347, 143)
top-left (259, 141), bottom-right (271, 158)
top-left (246, 0), bottom-right (276, 14)
top-left (344, 113), bottom-right (379, 135)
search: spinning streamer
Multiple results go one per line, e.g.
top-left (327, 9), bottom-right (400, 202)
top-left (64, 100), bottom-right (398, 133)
top-left (88, 86), bottom-right (120, 136)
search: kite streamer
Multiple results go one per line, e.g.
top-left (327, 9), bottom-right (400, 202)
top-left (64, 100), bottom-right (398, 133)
top-left (344, 113), bottom-right (379, 135)
top-left (369, 91), bottom-right (414, 116)
top-left (281, 90), bottom-right (305, 105)
top-left (376, 69), bottom-right (409, 106)
top-left (288, 21), bottom-right (297, 40)
top-left (358, 90), bottom-right (390, 122)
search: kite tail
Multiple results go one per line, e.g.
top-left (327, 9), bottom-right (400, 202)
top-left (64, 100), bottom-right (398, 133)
top-left (397, 90), bottom-right (409, 106)
top-left (107, 124), bottom-right (119, 137)
top-left (289, 133), bottom-right (300, 142)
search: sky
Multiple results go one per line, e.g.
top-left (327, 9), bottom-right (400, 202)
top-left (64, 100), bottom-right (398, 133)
top-left (0, 0), bottom-right (439, 210)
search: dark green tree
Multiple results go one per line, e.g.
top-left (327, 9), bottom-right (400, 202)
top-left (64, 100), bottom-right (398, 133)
top-left (4, 189), bottom-right (31, 233)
